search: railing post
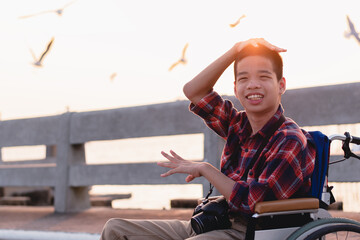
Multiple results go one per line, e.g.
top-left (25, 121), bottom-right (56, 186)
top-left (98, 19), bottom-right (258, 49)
top-left (54, 113), bottom-right (90, 213)
top-left (203, 128), bottom-right (225, 197)
top-left (46, 145), bottom-right (57, 158)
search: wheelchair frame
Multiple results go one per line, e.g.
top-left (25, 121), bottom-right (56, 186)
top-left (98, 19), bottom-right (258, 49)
top-left (247, 133), bottom-right (360, 240)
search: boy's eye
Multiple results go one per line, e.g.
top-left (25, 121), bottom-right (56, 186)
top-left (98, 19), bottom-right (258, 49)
top-left (260, 75), bottom-right (271, 79)
top-left (238, 77), bottom-right (248, 81)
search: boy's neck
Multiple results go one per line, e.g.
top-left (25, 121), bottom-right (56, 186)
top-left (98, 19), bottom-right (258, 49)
top-left (247, 107), bottom-right (279, 136)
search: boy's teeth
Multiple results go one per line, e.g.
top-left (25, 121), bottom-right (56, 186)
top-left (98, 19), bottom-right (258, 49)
top-left (247, 94), bottom-right (263, 99)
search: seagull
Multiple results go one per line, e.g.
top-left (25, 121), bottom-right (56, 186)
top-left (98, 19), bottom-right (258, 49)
top-left (18, 0), bottom-right (77, 19)
top-left (344, 15), bottom-right (360, 44)
top-left (30, 37), bottom-right (54, 67)
top-left (229, 14), bottom-right (246, 28)
top-left (110, 72), bottom-right (117, 82)
top-left (169, 43), bottom-right (189, 71)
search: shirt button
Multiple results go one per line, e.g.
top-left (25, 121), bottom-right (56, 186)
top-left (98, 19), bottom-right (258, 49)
top-left (236, 170), bottom-right (240, 174)
top-left (244, 149), bottom-right (248, 152)
top-left (249, 171), bottom-right (253, 176)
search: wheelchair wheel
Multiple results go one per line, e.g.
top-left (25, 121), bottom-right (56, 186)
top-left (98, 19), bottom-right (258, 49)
top-left (286, 218), bottom-right (360, 240)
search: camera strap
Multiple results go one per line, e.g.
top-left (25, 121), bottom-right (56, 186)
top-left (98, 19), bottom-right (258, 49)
top-left (206, 114), bottom-right (285, 198)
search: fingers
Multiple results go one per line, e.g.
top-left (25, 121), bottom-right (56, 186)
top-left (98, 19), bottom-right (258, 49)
top-left (238, 38), bottom-right (287, 53)
top-left (185, 175), bottom-right (195, 182)
top-left (159, 150), bottom-right (198, 182)
top-left (260, 39), bottom-right (287, 52)
top-left (157, 161), bottom-right (176, 169)
top-left (161, 170), bottom-right (195, 183)
top-left (169, 150), bottom-right (183, 160)
top-left (160, 151), bottom-right (176, 162)
top-left (161, 150), bottom-right (184, 162)
top-left (158, 150), bottom-right (179, 170)
top-left (249, 38), bottom-right (260, 48)
top-left (160, 169), bottom-right (175, 177)
top-left (161, 151), bottom-right (171, 159)
top-left (255, 38), bottom-right (287, 52)
top-left (158, 150), bottom-right (183, 172)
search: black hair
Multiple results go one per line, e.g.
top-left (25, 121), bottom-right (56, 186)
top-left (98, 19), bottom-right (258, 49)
top-left (234, 44), bottom-right (283, 81)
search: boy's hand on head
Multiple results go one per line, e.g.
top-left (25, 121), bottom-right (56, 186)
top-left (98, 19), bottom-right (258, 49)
top-left (235, 38), bottom-right (287, 53)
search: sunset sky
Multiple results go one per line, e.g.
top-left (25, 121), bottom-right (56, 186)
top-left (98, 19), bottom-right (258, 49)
top-left (1, 0), bottom-right (360, 120)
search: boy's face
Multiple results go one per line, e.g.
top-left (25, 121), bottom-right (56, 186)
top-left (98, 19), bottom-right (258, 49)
top-left (234, 55), bottom-right (286, 117)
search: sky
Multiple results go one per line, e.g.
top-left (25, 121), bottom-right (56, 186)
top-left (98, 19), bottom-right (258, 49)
top-left (1, 0), bottom-right (360, 120)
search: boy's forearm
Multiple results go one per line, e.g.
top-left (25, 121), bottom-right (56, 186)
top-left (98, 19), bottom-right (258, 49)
top-left (199, 162), bottom-right (236, 200)
top-left (183, 45), bottom-right (238, 105)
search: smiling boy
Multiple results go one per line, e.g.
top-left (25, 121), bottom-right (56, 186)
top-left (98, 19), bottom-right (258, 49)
top-left (100, 38), bottom-right (316, 240)
top-left (160, 38), bottom-right (316, 237)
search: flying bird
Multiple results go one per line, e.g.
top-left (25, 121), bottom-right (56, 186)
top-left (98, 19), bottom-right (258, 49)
top-left (110, 72), bottom-right (117, 82)
top-left (169, 43), bottom-right (189, 71)
top-left (18, 0), bottom-right (77, 19)
top-left (229, 14), bottom-right (246, 28)
top-left (30, 37), bottom-right (54, 67)
top-left (344, 15), bottom-right (360, 44)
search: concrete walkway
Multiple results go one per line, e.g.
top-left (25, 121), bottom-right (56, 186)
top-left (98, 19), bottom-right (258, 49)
top-left (0, 229), bottom-right (100, 240)
top-left (0, 206), bottom-right (193, 234)
top-left (0, 206), bottom-right (359, 239)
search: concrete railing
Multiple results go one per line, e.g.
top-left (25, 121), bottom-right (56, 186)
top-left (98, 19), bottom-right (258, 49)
top-left (0, 82), bottom-right (359, 213)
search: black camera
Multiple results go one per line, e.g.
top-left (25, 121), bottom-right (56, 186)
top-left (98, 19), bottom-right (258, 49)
top-left (191, 196), bottom-right (232, 234)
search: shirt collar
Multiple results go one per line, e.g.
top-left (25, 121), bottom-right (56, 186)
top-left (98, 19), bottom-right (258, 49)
top-left (239, 105), bottom-right (284, 141)
top-left (256, 105), bottom-right (284, 139)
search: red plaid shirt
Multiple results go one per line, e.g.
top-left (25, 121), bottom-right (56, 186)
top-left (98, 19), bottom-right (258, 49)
top-left (190, 91), bottom-right (316, 214)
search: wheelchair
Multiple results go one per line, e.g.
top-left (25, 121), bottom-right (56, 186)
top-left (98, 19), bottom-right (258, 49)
top-left (246, 132), bottom-right (360, 240)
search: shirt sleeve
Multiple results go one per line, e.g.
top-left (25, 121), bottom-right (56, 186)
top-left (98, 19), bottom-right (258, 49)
top-left (190, 91), bottom-right (238, 138)
top-left (228, 135), bottom-right (316, 214)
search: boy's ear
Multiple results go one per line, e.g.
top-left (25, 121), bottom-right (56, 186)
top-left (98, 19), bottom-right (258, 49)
top-left (279, 77), bottom-right (286, 95)
top-left (233, 81), bottom-right (238, 98)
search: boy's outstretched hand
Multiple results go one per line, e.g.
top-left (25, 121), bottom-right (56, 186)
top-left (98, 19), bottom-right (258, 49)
top-left (158, 150), bottom-right (205, 182)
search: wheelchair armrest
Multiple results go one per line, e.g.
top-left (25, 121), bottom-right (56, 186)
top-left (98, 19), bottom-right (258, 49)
top-left (245, 198), bottom-right (319, 240)
top-left (254, 198), bottom-right (319, 215)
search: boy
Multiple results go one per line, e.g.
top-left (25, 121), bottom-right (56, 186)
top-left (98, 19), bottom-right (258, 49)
top-left (100, 38), bottom-right (316, 240)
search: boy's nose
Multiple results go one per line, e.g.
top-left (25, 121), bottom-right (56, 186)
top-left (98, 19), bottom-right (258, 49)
top-left (247, 79), bottom-right (261, 89)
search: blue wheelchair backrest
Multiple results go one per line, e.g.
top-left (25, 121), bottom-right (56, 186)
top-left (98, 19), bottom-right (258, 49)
top-left (308, 131), bottom-right (330, 200)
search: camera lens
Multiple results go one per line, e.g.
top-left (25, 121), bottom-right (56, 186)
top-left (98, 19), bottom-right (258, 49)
top-left (191, 215), bottom-right (205, 234)
top-left (191, 197), bottom-right (231, 234)
top-left (191, 212), bottom-right (220, 234)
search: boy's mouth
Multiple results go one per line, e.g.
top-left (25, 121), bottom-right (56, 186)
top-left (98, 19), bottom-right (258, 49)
top-left (246, 94), bottom-right (264, 100)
